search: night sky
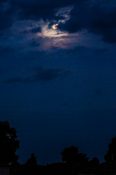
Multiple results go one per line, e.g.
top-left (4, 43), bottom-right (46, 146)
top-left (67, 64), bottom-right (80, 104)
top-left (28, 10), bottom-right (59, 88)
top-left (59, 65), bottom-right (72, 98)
top-left (0, 0), bottom-right (116, 164)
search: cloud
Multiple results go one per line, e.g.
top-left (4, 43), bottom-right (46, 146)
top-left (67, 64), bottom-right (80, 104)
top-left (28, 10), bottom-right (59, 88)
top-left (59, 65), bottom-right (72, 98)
top-left (90, 8), bottom-right (116, 43)
top-left (66, 1), bottom-right (115, 44)
top-left (0, 0), bottom-right (116, 44)
top-left (2, 67), bottom-right (71, 84)
top-left (55, 6), bottom-right (73, 24)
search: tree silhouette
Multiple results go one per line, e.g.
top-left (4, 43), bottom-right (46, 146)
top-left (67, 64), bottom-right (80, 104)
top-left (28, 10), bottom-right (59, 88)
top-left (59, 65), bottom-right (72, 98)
top-left (89, 157), bottom-right (100, 173)
top-left (62, 146), bottom-right (88, 164)
top-left (61, 146), bottom-right (79, 164)
top-left (90, 157), bottom-right (99, 166)
top-left (105, 137), bottom-right (116, 169)
top-left (61, 146), bottom-right (88, 174)
top-left (25, 153), bottom-right (38, 175)
top-left (26, 153), bottom-right (38, 168)
top-left (0, 121), bottom-right (19, 166)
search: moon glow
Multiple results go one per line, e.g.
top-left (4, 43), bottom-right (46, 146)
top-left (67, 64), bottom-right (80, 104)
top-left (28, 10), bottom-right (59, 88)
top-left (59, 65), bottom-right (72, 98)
top-left (38, 22), bottom-right (69, 38)
top-left (52, 24), bottom-right (59, 30)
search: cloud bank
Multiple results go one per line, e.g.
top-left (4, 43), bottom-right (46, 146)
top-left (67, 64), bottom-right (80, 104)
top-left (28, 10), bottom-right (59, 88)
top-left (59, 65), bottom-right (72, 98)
top-left (2, 67), bottom-right (71, 84)
top-left (0, 0), bottom-right (116, 51)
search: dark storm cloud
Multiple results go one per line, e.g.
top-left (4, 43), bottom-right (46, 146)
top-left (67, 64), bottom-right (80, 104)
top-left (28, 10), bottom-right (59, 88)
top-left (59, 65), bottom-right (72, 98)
top-left (2, 67), bottom-right (71, 84)
top-left (0, 0), bottom-right (116, 43)
top-left (10, 0), bottom-right (75, 20)
top-left (0, 0), bottom-right (75, 32)
top-left (61, 1), bottom-right (116, 43)
top-left (91, 8), bottom-right (116, 43)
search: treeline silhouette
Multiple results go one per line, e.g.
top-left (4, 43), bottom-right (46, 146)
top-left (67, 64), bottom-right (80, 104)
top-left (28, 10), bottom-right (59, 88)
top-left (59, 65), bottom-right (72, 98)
top-left (0, 121), bottom-right (116, 175)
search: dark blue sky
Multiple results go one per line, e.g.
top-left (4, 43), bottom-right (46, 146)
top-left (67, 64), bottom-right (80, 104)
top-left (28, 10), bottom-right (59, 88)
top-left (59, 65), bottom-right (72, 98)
top-left (0, 0), bottom-right (116, 164)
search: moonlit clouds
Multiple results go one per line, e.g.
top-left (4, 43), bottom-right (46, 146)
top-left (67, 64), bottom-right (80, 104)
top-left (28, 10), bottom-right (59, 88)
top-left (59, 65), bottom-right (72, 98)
top-left (55, 6), bottom-right (73, 24)
top-left (2, 5), bottom-right (81, 50)
top-left (36, 6), bottom-right (74, 43)
top-left (13, 5), bottom-right (106, 50)
top-left (1, 1), bottom-right (115, 52)
top-left (0, 0), bottom-right (116, 44)
top-left (37, 20), bottom-right (69, 38)
top-left (2, 19), bottom-right (107, 51)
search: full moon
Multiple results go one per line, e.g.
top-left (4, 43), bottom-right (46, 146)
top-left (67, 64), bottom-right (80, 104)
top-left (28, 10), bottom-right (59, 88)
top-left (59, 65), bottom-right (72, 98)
top-left (52, 24), bottom-right (59, 30)
top-left (38, 22), bottom-right (69, 38)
